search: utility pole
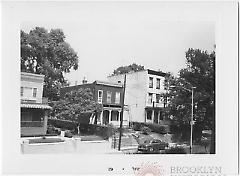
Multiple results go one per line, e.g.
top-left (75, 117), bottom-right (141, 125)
top-left (190, 87), bottom-right (194, 154)
top-left (118, 74), bottom-right (126, 151)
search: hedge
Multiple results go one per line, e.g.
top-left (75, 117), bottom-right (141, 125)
top-left (47, 118), bottom-right (114, 139)
top-left (132, 122), bottom-right (170, 134)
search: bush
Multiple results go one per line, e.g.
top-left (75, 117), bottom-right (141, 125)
top-left (132, 122), bottom-right (144, 131)
top-left (165, 147), bottom-right (186, 154)
top-left (48, 119), bottom-right (115, 139)
top-left (140, 126), bottom-right (151, 135)
top-left (132, 121), bottom-right (170, 134)
top-left (48, 118), bottom-right (77, 131)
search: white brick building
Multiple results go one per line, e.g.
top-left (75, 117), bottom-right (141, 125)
top-left (107, 69), bottom-right (168, 124)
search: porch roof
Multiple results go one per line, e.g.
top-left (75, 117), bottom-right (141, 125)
top-left (145, 106), bottom-right (166, 111)
top-left (21, 103), bottom-right (52, 109)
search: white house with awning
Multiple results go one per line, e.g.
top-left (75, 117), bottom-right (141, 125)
top-left (21, 72), bottom-right (52, 136)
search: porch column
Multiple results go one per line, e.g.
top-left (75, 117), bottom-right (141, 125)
top-left (100, 110), bottom-right (103, 125)
top-left (158, 111), bottom-right (161, 124)
top-left (109, 110), bottom-right (112, 124)
top-left (43, 110), bottom-right (49, 134)
top-left (118, 110), bottom-right (121, 125)
top-left (151, 110), bottom-right (154, 123)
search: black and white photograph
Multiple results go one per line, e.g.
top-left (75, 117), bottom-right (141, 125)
top-left (1, 1), bottom-right (239, 175)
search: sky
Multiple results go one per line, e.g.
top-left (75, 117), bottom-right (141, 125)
top-left (21, 2), bottom-right (215, 86)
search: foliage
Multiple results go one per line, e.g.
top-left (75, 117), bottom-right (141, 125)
top-left (162, 48), bottom-right (215, 129)
top-left (132, 122), bottom-right (170, 134)
top-left (162, 48), bottom-right (215, 153)
top-left (140, 126), bottom-right (151, 135)
top-left (21, 27), bottom-right (79, 100)
top-left (112, 63), bottom-right (144, 76)
top-left (51, 88), bottom-right (102, 123)
top-left (48, 119), bottom-right (114, 139)
top-left (48, 118), bottom-right (77, 131)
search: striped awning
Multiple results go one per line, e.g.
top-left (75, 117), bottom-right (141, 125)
top-left (21, 103), bottom-right (52, 109)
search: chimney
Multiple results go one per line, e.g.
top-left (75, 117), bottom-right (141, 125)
top-left (82, 77), bottom-right (87, 84)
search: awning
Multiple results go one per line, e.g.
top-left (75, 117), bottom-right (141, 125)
top-left (21, 103), bottom-right (52, 109)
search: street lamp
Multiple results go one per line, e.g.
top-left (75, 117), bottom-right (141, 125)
top-left (170, 85), bottom-right (196, 154)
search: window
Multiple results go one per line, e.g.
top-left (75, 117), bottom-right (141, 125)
top-left (33, 88), bottom-right (37, 98)
top-left (156, 78), bottom-right (160, 89)
top-left (98, 90), bottom-right (103, 104)
top-left (21, 87), bottom-right (24, 96)
top-left (148, 93), bottom-right (153, 104)
top-left (149, 77), bottom-right (153, 88)
top-left (156, 94), bottom-right (161, 103)
top-left (107, 91), bottom-right (112, 103)
top-left (115, 92), bottom-right (121, 104)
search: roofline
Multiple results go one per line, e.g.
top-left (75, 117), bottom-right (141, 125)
top-left (93, 80), bottom-right (123, 87)
top-left (108, 69), bottom-right (167, 77)
top-left (61, 80), bottom-right (123, 89)
top-left (21, 72), bottom-right (45, 78)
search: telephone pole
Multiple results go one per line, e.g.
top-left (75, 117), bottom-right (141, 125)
top-left (118, 74), bottom-right (126, 151)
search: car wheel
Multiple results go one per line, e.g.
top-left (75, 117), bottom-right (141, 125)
top-left (149, 148), bottom-right (154, 152)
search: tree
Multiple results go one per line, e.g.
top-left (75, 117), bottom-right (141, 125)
top-left (51, 88), bottom-right (102, 133)
top-left (112, 63), bottom-right (144, 75)
top-left (163, 48), bottom-right (215, 153)
top-left (21, 27), bottom-right (79, 100)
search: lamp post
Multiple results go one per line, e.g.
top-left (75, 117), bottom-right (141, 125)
top-left (170, 85), bottom-right (196, 154)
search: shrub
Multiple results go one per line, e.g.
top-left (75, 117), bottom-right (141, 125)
top-left (48, 118), bottom-right (77, 131)
top-left (132, 121), bottom-right (170, 134)
top-left (132, 122), bottom-right (143, 131)
top-left (140, 126), bottom-right (151, 135)
top-left (165, 147), bottom-right (186, 154)
top-left (48, 119), bottom-right (115, 139)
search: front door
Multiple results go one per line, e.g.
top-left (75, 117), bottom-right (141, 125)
top-left (103, 110), bottom-right (109, 125)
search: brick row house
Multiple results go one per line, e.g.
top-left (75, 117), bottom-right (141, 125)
top-left (107, 69), bottom-right (170, 125)
top-left (20, 72), bottom-right (52, 136)
top-left (61, 80), bottom-right (129, 127)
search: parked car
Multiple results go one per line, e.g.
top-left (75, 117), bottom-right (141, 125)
top-left (138, 139), bottom-right (169, 153)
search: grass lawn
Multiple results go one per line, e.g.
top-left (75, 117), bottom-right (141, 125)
top-left (29, 138), bottom-right (65, 144)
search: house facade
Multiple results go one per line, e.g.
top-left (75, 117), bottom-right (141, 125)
top-left (21, 72), bottom-right (52, 136)
top-left (61, 80), bottom-right (129, 127)
top-left (107, 69), bottom-right (169, 125)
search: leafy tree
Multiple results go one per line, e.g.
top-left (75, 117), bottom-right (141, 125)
top-left (21, 27), bottom-right (79, 100)
top-left (163, 48), bottom-right (215, 153)
top-left (112, 63), bottom-right (144, 75)
top-left (51, 88), bottom-right (102, 133)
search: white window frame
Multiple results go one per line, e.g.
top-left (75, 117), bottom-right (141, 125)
top-left (148, 93), bottom-right (153, 104)
top-left (98, 90), bottom-right (103, 104)
top-left (156, 94), bottom-right (160, 103)
top-left (156, 78), bottom-right (160, 89)
top-left (115, 92), bottom-right (121, 104)
top-left (107, 91), bottom-right (112, 103)
top-left (33, 88), bottom-right (37, 98)
top-left (149, 77), bottom-right (153, 88)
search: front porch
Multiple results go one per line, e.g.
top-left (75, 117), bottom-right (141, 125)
top-left (93, 107), bottom-right (129, 127)
top-left (21, 103), bottom-right (51, 136)
top-left (145, 107), bottom-right (170, 125)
